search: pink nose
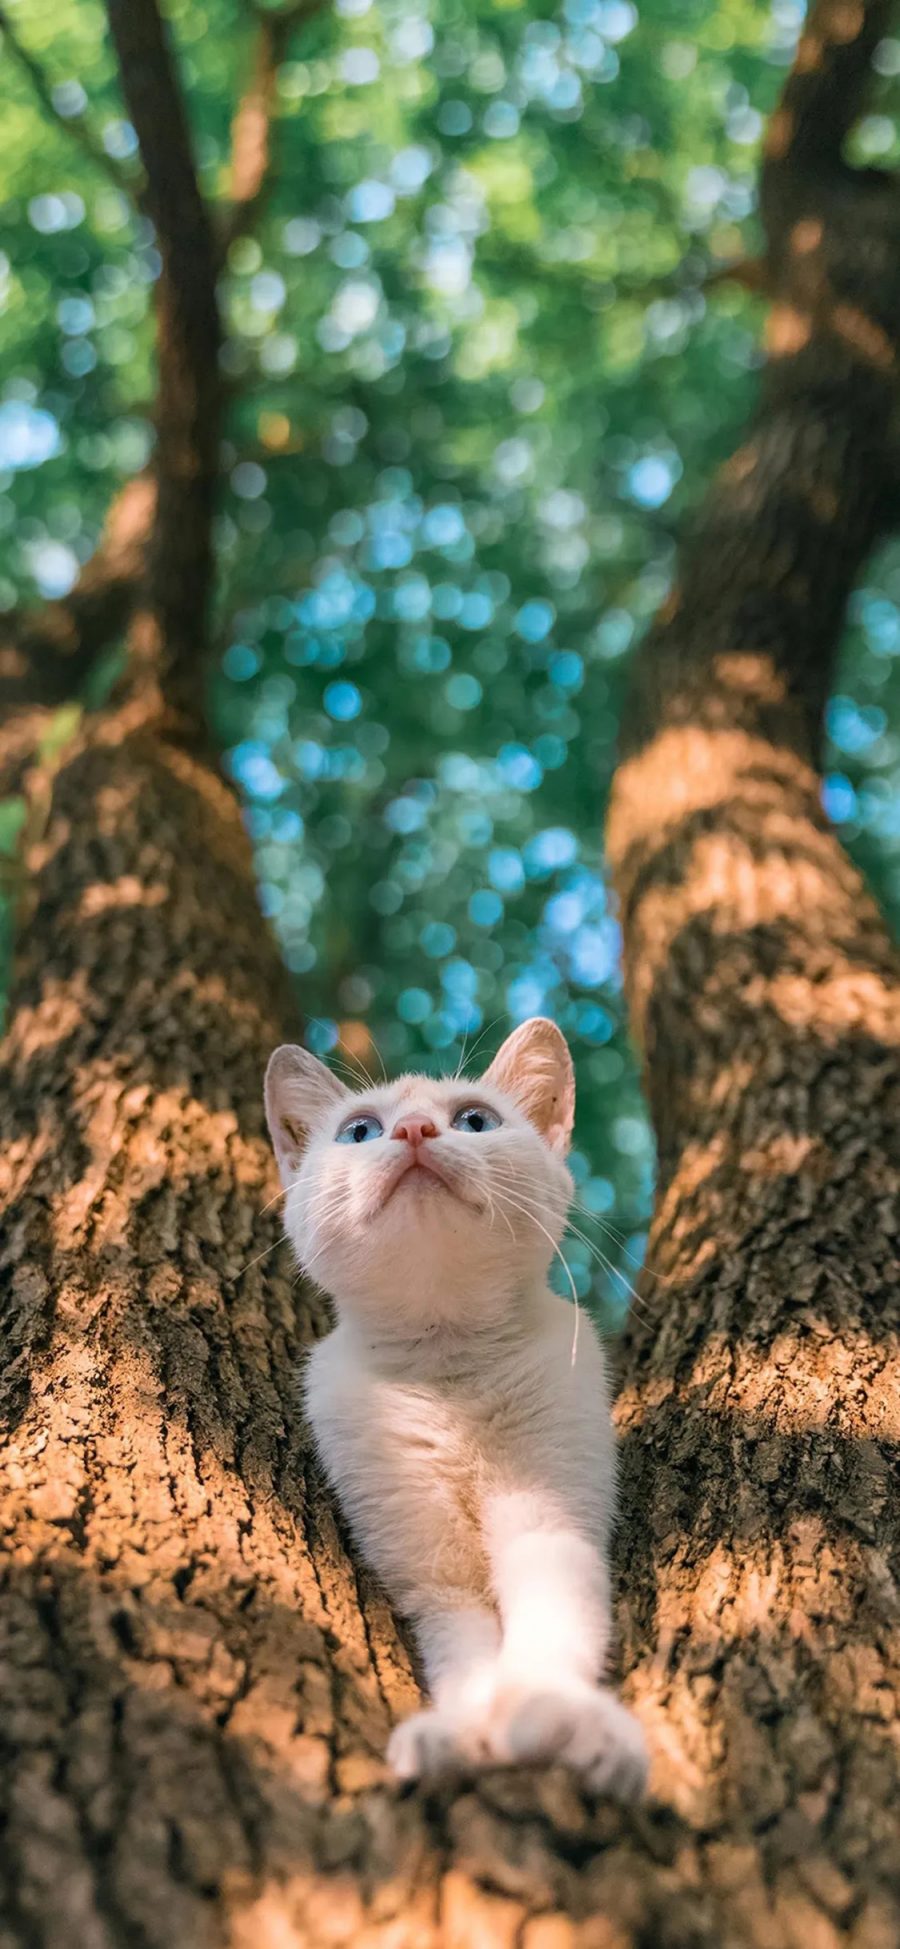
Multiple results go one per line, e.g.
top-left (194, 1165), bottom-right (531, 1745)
top-left (391, 1114), bottom-right (438, 1147)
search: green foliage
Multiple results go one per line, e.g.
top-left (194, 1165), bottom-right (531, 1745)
top-left (0, 800), bottom-right (24, 1011)
top-left (36, 698), bottom-right (82, 756)
top-left (3, 0), bottom-right (899, 1324)
top-left (0, 795), bottom-right (27, 857)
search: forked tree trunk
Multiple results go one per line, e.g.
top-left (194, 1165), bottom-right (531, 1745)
top-left (3, 2), bottom-right (900, 1945)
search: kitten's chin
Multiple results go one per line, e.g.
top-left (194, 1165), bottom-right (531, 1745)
top-left (378, 1158), bottom-right (478, 1214)
top-left (389, 1169), bottom-right (447, 1200)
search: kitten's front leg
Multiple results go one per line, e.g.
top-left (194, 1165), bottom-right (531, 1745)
top-left (305, 1338), bottom-right (501, 1781)
top-left (482, 1493), bottom-right (648, 1800)
top-left (387, 1603), bottom-right (501, 1781)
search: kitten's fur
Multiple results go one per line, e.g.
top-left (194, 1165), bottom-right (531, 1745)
top-left (265, 1017), bottom-right (647, 1795)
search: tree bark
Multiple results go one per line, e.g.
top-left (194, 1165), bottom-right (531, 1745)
top-left (3, 1), bottom-right (900, 1945)
top-left (105, 0), bottom-right (221, 711)
top-left (602, 2), bottom-right (900, 1941)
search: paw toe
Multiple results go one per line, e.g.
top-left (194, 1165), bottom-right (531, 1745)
top-left (387, 1709), bottom-right (474, 1783)
top-left (501, 1689), bottom-right (572, 1765)
top-left (479, 1678), bottom-right (647, 1799)
top-left (576, 1693), bottom-right (648, 1801)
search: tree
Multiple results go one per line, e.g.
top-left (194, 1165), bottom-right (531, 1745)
top-left (1, 0), bottom-right (899, 1944)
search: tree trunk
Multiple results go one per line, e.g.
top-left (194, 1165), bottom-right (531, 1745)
top-left (0, 694), bottom-right (422, 1948)
top-left (602, 6), bottom-right (900, 1941)
top-left (4, 2), bottom-right (900, 1945)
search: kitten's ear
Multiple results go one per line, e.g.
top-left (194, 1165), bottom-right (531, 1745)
top-left (264, 1044), bottom-right (349, 1182)
top-left (483, 1017), bottom-right (575, 1155)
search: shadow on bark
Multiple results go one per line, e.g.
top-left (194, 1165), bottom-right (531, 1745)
top-left (2, 1528), bottom-right (898, 1945)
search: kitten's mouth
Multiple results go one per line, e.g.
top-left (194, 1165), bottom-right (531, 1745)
top-left (381, 1154), bottom-right (471, 1210)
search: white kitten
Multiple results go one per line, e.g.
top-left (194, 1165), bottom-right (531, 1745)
top-left (265, 1017), bottom-right (647, 1796)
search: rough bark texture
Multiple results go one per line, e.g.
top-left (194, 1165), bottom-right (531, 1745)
top-left (603, 2), bottom-right (900, 1941)
top-left (3, 1), bottom-right (900, 1944)
top-left (0, 693), bottom-right (421, 1949)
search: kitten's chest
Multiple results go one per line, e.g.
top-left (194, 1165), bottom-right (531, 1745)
top-left (305, 1326), bottom-right (561, 1506)
top-left (364, 1370), bottom-right (492, 1477)
top-left (375, 1353), bottom-right (546, 1477)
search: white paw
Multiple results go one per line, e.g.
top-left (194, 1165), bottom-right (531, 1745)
top-left (485, 1678), bottom-right (648, 1801)
top-left (387, 1707), bottom-right (484, 1783)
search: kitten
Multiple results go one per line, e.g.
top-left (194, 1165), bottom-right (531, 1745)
top-left (265, 1016), bottom-right (647, 1796)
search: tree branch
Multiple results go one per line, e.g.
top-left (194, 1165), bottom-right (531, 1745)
top-left (615, 0), bottom-right (899, 819)
top-left (105, 0), bottom-right (221, 721)
top-left (763, 0), bottom-right (894, 187)
top-left (217, 0), bottom-right (329, 262)
top-left (0, 476), bottom-right (156, 710)
top-left (238, 0), bottom-right (330, 29)
top-left (218, 13), bottom-right (288, 260)
top-left (0, 0), bottom-right (328, 720)
top-left (0, 4), bottom-right (137, 199)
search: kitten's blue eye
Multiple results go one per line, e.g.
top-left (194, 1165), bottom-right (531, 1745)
top-left (335, 1114), bottom-right (384, 1145)
top-left (451, 1105), bottom-right (501, 1135)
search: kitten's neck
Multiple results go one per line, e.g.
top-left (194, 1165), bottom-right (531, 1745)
top-left (336, 1280), bottom-right (553, 1378)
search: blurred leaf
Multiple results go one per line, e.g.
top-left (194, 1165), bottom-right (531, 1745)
top-left (38, 701), bottom-right (82, 759)
top-left (0, 797), bottom-right (27, 856)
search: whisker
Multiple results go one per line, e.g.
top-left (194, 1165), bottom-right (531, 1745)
top-left (453, 1018), bottom-right (472, 1082)
top-left (485, 1181), bottom-right (516, 1241)
top-left (297, 1226), bottom-right (347, 1279)
top-left (322, 1052), bottom-right (373, 1090)
top-left (365, 1026), bottom-right (389, 1083)
top-left (301, 1023), bottom-right (365, 1087)
top-left (231, 1233), bottom-right (288, 1280)
top-left (339, 1054), bottom-right (377, 1091)
top-left (295, 1025), bottom-right (383, 1096)
top-left (567, 1196), bottom-right (669, 1285)
top-left (487, 1168), bottom-right (654, 1325)
top-left (299, 1197), bottom-right (348, 1230)
top-left (454, 1013), bottom-right (507, 1081)
top-left (486, 1160), bottom-right (665, 1303)
top-left (284, 1191), bottom-right (340, 1219)
top-left (489, 1183), bottom-right (582, 1366)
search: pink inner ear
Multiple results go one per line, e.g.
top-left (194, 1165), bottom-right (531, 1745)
top-left (484, 1020), bottom-right (575, 1153)
top-left (268, 1099), bottom-right (307, 1182)
top-left (545, 1069), bottom-right (575, 1155)
top-left (265, 1043), bottom-right (349, 1184)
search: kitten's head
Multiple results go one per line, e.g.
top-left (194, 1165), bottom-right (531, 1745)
top-left (264, 1017), bottom-right (574, 1330)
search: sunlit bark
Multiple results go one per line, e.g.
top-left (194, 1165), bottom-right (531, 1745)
top-left (603, 0), bottom-right (900, 1939)
top-left (3, 0), bottom-right (900, 1944)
